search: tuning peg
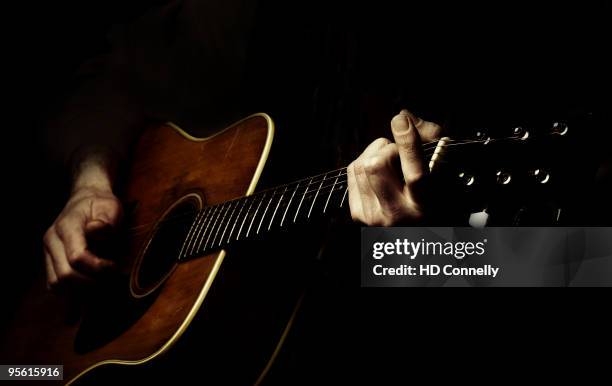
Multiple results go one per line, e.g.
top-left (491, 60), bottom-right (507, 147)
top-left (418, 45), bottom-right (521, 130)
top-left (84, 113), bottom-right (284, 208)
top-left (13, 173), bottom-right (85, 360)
top-left (530, 168), bottom-right (550, 184)
top-left (458, 172), bottom-right (475, 186)
top-left (496, 170), bottom-right (512, 185)
top-left (512, 126), bottom-right (530, 140)
top-left (475, 130), bottom-right (491, 144)
top-left (469, 209), bottom-right (489, 228)
top-left (551, 121), bottom-right (569, 136)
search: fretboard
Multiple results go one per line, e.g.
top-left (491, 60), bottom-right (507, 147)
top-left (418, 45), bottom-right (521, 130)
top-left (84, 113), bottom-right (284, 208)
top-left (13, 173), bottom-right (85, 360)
top-left (178, 167), bottom-right (348, 260)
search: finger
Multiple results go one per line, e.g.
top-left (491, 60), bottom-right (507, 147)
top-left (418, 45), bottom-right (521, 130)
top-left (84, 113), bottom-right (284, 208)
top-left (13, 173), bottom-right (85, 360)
top-left (352, 159), bottom-right (379, 221)
top-left (347, 162), bottom-right (364, 220)
top-left (401, 110), bottom-right (443, 143)
top-left (56, 215), bottom-right (115, 275)
top-left (92, 197), bottom-right (123, 226)
top-left (361, 137), bottom-right (392, 158)
top-left (391, 110), bottom-right (427, 187)
top-left (44, 229), bottom-right (91, 287)
top-left (44, 249), bottom-right (58, 290)
top-left (363, 144), bottom-right (405, 216)
top-left (348, 138), bottom-right (390, 220)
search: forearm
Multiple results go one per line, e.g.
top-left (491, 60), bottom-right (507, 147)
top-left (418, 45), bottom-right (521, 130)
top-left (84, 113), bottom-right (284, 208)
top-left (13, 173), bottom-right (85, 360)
top-left (70, 147), bottom-right (117, 193)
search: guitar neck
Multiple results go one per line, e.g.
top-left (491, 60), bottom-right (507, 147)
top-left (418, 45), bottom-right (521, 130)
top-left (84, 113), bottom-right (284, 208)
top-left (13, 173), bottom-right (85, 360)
top-left (179, 166), bottom-right (349, 260)
top-left (176, 122), bottom-right (568, 260)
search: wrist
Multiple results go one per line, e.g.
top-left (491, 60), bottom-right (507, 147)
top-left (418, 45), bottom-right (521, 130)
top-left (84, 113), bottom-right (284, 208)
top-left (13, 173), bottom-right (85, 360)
top-left (71, 148), bottom-right (117, 194)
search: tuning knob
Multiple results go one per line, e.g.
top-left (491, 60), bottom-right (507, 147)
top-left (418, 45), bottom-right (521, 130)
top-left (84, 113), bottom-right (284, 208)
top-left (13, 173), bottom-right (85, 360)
top-left (469, 209), bottom-right (489, 228)
top-left (513, 126), bottom-right (530, 140)
top-left (475, 130), bottom-right (491, 144)
top-left (530, 168), bottom-right (550, 184)
top-left (551, 121), bottom-right (569, 136)
top-left (496, 170), bottom-right (512, 185)
top-left (458, 172), bottom-right (475, 186)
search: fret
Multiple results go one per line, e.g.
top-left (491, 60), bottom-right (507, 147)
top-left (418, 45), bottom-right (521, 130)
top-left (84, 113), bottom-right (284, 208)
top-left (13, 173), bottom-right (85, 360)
top-left (219, 199), bottom-right (241, 246)
top-left (201, 204), bottom-right (223, 252)
top-left (193, 205), bottom-right (218, 254)
top-left (211, 201), bottom-right (235, 248)
top-left (323, 170), bottom-right (342, 214)
top-left (280, 182), bottom-right (299, 227)
top-left (189, 207), bottom-right (213, 256)
top-left (246, 192), bottom-right (266, 238)
top-left (236, 196), bottom-right (256, 240)
top-left (175, 168), bottom-right (354, 259)
top-left (307, 174), bottom-right (326, 218)
top-left (180, 208), bottom-right (206, 258)
top-left (267, 186), bottom-right (287, 231)
top-left (226, 197), bottom-right (247, 243)
top-left (340, 186), bottom-right (349, 208)
top-left (256, 192), bottom-right (275, 235)
top-left (178, 209), bottom-right (201, 258)
top-left (293, 178), bottom-right (313, 223)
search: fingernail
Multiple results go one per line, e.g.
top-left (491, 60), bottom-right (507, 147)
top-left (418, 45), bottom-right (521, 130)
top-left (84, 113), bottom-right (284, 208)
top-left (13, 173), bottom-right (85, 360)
top-left (399, 111), bottom-right (413, 128)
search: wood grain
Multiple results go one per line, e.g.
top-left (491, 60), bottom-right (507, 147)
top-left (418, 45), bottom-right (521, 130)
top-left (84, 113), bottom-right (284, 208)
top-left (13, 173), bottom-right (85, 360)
top-left (0, 114), bottom-right (278, 384)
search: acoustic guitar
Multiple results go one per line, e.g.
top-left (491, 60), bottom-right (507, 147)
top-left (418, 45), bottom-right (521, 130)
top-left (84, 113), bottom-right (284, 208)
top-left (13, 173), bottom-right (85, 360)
top-left (0, 112), bottom-right (593, 384)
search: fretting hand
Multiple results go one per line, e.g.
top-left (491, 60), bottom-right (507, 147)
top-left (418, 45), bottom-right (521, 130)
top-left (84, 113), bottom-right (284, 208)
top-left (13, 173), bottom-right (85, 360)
top-left (347, 110), bottom-right (442, 226)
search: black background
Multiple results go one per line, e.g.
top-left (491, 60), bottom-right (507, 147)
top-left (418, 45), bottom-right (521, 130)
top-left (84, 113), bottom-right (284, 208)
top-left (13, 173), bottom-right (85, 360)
top-left (3, 0), bottom-right (611, 383)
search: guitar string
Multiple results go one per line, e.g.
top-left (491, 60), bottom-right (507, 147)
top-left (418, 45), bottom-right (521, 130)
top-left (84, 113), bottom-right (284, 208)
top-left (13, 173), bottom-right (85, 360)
top-left (123, 135), bottom-right (527, 235)
top-left (185, 184), bottom-right (351, 254)
top-left (181, 144), bottom-right (491, 253)
top-left (123, 134), bottom-right (539, 234)
top-left (127, 174), bottom-right (351, 237)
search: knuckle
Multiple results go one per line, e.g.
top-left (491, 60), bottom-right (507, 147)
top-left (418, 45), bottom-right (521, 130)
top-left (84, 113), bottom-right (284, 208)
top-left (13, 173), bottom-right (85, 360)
top-left (363, 155), bottom-right (388, 174)
top-left (352, 160), bottom-right (366, 176)
top-left (406, 170), bottom-right (425, 185)
top-left (54, 225), bottom-right (66, 239)
top-left (430, 123), bottom-right (442, 137)
top-left (54, 219), bottom-right (72, 237)
top-left (373, 137), bottom-right (391, 147)
top-left (43, 229), bottom-right (54, 246)
top-left (105, 198), bottom-right (123, 218)
top-left (421, 123), bottom-right (443, 142)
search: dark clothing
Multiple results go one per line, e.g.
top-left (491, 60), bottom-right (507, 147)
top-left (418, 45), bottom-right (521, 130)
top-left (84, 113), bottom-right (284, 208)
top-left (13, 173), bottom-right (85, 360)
top-left (40, 1), bottom-right (610, 383)
top-left (48, 0), bottom-right (608, 173)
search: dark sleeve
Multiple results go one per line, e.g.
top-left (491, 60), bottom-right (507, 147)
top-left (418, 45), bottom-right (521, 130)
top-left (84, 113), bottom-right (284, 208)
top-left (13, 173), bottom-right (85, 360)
top-left (46, 0), bottom-right (258, 168)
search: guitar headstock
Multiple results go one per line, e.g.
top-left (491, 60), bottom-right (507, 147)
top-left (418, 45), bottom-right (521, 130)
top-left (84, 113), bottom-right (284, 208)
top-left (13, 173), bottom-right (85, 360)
top-left (427, 113), bottom-right (599, 226)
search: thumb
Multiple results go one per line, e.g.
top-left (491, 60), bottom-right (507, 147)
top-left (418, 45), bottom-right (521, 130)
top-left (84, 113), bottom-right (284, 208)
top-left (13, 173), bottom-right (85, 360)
top-left (391, 110), bottom-right (426, 186)
top-left (399, 109), bottom-right (443, 143)
top-left (89, 197), bottom-right (123, 228)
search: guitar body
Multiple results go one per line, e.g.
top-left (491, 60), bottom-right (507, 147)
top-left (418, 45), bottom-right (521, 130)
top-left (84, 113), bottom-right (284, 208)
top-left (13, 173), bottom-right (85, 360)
top-left (4, 109), bottom-right (596, 384)
top-left (2, 114), bottom-right (305, 385)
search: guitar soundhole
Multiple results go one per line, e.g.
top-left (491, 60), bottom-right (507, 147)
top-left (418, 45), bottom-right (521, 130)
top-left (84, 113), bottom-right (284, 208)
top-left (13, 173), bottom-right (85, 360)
top-left (131, 194), bottom-right (201, 297)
